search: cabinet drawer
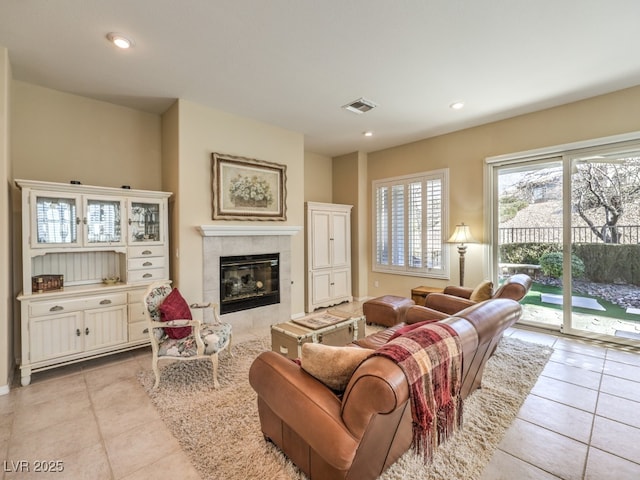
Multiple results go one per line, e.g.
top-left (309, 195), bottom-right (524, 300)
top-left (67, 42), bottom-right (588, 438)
top-left (128, 320), bottom-right (150, 342)
top-left (127, 289), bottom-right (146, 303)
top-left (128, 288), bottom-right (147, 324)
top-left (84, 293), bottom-right (127, 310)
top-left (128, 245), bottom-right (165, 258)
top-left (128, 268), bottom-right (166, 283)
top-left (128, 257), bottom-right (166, 270)
top-left (30, 293), bottom-right (127, 317)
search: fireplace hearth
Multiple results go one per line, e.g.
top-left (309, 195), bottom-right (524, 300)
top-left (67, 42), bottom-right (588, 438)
top-left (219, 253), bottom-right (280, 314)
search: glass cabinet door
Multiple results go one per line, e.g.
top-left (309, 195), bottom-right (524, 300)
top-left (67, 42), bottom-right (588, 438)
top-left (84, 198), bottom-right (124, 245)
top-left (32, 193), bottom-right (79, 247)
top-left (128, 200), bottom-right (162, 244)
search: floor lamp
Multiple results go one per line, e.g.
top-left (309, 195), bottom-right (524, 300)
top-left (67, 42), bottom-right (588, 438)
top-left (447, 223), bottom-right (477, 287)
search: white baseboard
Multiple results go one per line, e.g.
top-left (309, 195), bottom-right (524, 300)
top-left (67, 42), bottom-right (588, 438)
top-left (0, 384), bottom-right (10, 396)
top-left (354, 295), bottom-right (374, 302)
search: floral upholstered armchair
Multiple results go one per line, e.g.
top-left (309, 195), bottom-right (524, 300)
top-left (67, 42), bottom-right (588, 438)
top-left (142, 281), bottom-right (232, 389)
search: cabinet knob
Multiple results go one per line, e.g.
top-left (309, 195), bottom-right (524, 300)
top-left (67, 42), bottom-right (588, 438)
top-left (76, 329), bottom-right (81, 337)
top-left (143, 273), bottom-right (152, 278)
top-left (142, 261), bottom-right (152, 267)
top-left (83, 217), bottom-right (87, 225)
top-left (99, 299), bottom-right (112, 305)
top-left (50, 305), bottom-right (64, 312)
top-left (142, 250), bottom-right (152, 255)
top-left (75, 217), bottom-right (81, 225)
top-left (128, 218), bottom-right (133, 225)
top-left (85, 327), bottom-right (90, 335)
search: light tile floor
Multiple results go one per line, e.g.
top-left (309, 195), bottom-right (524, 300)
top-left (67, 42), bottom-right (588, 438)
top-left (482, 327), bottom-right (640, 480)
top-left (1, 326), bottom-right (639, 479)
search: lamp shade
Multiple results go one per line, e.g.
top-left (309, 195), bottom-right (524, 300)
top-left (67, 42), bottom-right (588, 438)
top-left (447, 223), bottom-right (477, 245)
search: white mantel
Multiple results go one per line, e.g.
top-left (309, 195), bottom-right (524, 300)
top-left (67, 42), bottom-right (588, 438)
top-left (198, 225), bottom-right (302, 237)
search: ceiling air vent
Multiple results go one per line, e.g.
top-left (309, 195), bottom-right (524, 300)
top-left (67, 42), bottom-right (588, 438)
top-left (342, 97), bottom-right (378, 114)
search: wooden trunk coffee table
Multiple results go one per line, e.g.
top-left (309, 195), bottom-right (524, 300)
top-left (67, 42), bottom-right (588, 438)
top-left (271, 311), bottom-right (365, 359)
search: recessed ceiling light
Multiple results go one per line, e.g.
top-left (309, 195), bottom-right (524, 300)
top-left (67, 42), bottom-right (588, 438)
top-left (363, 131), bottom-right (373, 137)
top-left (450, 101), bottom-right (465, 110)
top-left (107, 32), bottom-right (134, 49)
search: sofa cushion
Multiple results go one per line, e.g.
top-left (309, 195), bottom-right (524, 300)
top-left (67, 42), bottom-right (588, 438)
top-left (470, 280), bottom-right (493, 302)
top-left (159, 288), bottom-right (193, 339)
top-left (301, 343), bottom-right (374, 391)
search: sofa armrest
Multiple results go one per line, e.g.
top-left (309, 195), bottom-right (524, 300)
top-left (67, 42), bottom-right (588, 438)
top-left (424, 293), bottom-right (476, 315)
top-left (249, 351), bottom-right (360, 468)
top-left (493, 274), bottom-right (532, 301)
top-left (405, 305), bottom-right (450, 324)
top-left (443, 285), bottom-right (473, 299)
top-left (341, 355), bottom-right (409, 438)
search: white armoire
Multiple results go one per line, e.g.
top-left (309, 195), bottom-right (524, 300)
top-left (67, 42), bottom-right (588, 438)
top-left (306, 202), bottom-right (353, 312)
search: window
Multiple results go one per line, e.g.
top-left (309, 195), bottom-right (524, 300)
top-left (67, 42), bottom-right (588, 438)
top-left (373, 169), bottom-right (449, 278)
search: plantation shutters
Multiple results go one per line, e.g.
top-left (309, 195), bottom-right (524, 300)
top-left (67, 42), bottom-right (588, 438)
top-left (373, 169), bottom-right (449, 278)
top-left (391, 185), bottom-right (405, 266)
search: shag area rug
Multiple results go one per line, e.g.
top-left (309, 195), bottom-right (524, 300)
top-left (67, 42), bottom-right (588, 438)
top-left (138, 335), bottom-right (553, 480)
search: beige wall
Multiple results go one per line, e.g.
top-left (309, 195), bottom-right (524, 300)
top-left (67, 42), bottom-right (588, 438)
top-left (333, 152), bottom-right (368, 299)
top-left (304, 151), bottom-right (332, 203)
top-left (169, 99), bottom-right (306, 316)
top-left (367, 85), bottom-right (640, 297)
top-left (0, 47), bottom-right (11, 392)
top-left (161, 102), bottom-right (180, 283)
top-left (11, 81), bottom-right (162, 190)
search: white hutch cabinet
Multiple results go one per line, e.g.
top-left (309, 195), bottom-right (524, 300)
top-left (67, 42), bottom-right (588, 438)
top-left (306, 202), bottom-right (353, 312)
top-left (16, 179), bottom-right (171, 386)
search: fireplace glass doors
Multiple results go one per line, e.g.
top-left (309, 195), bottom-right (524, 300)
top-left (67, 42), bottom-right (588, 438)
top-left (219, 253), bottom-right (280, 314)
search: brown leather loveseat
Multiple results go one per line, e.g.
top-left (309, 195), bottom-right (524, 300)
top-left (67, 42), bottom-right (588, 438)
top-left (248, 298), bottom-right (523, 480)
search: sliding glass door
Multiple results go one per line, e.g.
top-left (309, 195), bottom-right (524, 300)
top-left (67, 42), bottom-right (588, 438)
top-left (567, 152), bottom-right (640, 341)
top-left (495, 159), bottom-right (564, 330)
top-left (490, 144), bottom-right (640, 346)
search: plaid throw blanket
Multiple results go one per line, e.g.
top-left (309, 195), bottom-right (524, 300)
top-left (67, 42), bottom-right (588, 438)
top-left (374, 323), bottom-right (463, 461)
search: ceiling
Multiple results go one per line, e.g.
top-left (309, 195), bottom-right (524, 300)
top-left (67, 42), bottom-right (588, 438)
top-left (2, 1), bottom-right (640, 157)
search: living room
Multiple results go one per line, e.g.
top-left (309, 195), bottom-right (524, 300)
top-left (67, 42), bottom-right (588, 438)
top-left (1, 2), bottom-right (640, 479)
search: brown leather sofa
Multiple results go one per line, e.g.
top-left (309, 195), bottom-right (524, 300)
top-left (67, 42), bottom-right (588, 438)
top-left (423, 273), bottom-right (532, 316)
top-left (248, 298), bottom-right (523, 480)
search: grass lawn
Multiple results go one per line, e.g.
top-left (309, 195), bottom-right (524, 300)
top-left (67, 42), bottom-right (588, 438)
top-left (521, 282), bottom-right (639, 322)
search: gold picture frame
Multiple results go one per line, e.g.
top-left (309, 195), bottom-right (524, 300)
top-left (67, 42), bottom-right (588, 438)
top-left (211, 152), bottom-right (287, 220)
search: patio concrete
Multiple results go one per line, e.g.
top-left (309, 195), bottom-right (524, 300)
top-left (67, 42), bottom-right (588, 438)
top-left (541, 293), bottom-right (606, 311)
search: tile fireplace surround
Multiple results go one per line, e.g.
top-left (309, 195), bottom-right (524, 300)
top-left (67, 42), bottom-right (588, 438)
top-left (198, 225), bottom-right (302, 333)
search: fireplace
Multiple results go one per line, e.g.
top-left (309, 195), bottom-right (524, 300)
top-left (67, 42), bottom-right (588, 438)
top-left (200, 224), bottom-right (301, 333)
top-left (219, 253), bottom-right (280, 314)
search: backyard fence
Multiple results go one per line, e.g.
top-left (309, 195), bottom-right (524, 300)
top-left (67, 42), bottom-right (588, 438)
top-left (498, 225), bottom-right (640, 244)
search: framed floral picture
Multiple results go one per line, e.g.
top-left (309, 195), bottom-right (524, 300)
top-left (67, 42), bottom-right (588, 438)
top-left (211, 153), bottom-right (287, 220)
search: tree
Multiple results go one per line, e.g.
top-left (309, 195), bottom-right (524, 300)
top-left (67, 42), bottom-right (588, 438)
top-left (572, 159), bottom-right (640, 243)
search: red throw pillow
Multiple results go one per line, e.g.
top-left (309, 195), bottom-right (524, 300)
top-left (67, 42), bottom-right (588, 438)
top-left (387, 320), bottom-right (439, 342)
top-left (159, 288), bottom-right (193, 339)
